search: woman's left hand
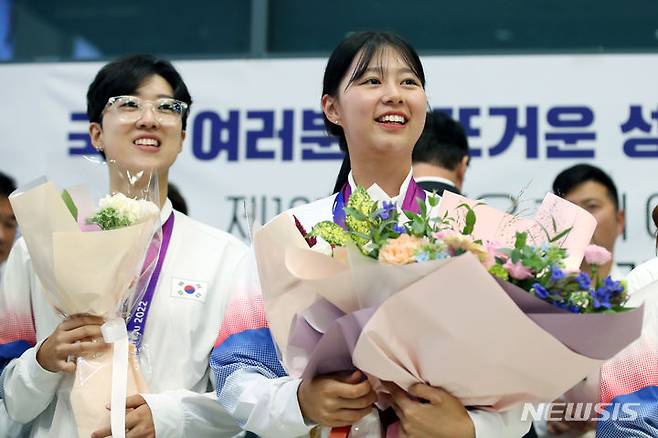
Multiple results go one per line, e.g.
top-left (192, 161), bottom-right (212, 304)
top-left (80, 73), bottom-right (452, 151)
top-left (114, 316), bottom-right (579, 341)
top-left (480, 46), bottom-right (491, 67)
top-left (383, 382), bottom-right (475, 438)
top-left (91, 394), bottom-right (155, 438)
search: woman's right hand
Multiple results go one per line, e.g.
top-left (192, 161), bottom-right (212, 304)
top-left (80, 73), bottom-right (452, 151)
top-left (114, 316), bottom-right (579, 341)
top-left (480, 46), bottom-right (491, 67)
top-left (36, 314), bottom-right (110, 373)
top-left (297, 370), bottom-right (377, 427)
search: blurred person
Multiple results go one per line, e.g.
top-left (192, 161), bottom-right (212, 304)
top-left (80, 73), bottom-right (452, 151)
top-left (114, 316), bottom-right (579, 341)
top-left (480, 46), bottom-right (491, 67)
top-left (168, 182), bottom-right (188, 215)
top-left (0, 170), bottom-right (23, 438)
top-left (532, 164), bottom-right (625, 438)
top-left (412, 111), bottom-right (470, 195)
top-left (553, 164), bottom-right (625, 280)
top-left (0, 171), bottom-right (17, 279)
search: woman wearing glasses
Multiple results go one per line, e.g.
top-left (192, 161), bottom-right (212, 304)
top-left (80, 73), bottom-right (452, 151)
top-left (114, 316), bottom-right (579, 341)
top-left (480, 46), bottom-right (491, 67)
top-left (0, 55), bottom-right (246, 437)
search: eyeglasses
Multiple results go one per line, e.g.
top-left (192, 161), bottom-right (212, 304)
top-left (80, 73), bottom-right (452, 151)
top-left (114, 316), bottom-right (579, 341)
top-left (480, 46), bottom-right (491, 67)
top-left (103, 95), bottom-right (188, 125)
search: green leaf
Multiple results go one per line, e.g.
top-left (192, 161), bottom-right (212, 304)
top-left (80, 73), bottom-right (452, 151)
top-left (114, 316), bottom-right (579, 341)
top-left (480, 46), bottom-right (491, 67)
top-left (515, 232), bottom-right (527, 249)
top-left (462, 208), bottom-right (476, 235)
top-left (61, 190), bottom-right (78, 221)
top-left (428, 194), bottom-right (439, 207)
top-left (549, 227), bottom-right (573, 243)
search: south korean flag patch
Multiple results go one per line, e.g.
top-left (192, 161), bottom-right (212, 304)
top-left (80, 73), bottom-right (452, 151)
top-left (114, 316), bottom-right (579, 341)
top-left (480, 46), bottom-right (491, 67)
top-left (171, 278), bottom-right (208, 303)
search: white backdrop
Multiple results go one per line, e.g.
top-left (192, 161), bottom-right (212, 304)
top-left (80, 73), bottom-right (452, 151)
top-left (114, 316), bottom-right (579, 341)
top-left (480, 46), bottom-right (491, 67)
top-left (0, 54), bottom-right (654, 270)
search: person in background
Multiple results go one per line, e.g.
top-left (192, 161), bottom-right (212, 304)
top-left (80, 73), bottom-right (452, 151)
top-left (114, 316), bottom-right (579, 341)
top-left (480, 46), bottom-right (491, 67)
top-left (168, 182), bottom-right (188, 215)
top-left (553, 164), bottom-right (625, 281)
top-left (0, 170), bottom-right (24, 438)
top-left (412, 111), bottom-right (470, 196)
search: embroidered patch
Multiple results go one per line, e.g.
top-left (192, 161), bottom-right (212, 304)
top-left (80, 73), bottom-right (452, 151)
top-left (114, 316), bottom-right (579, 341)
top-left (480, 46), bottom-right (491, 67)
top-left (171, 278), bottom-right (208, 303)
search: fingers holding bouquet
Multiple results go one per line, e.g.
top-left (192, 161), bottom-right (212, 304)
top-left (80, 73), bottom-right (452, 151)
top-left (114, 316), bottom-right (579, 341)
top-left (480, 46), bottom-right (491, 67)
top-left (383, 381), bottom-right (475, 438)
top-left (36, 314), bottom-right (110, 373)
top-left (298, 370), bottom-right (378, 427)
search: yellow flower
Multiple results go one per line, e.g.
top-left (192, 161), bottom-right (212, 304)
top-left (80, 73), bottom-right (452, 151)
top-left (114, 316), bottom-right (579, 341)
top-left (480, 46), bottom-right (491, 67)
top-left (379, 234), bottom-right (423, 265)
top-left (442, 233), bottom-right (489, 263)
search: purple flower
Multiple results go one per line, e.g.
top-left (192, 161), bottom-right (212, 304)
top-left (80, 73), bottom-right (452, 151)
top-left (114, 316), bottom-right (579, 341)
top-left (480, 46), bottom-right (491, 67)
top-left (532, 283), bottom-right (550, 299)
top-left (603, 277), bottom-right (624, 295)
top-left (568, 305), bottom-right (582, 314)
top-left (576, 272), bottom-right (591, 290)
top-left (393, 223), bottom-right (406, 234)
top-left (550, 265), bottom-right (565, 282)
top-left (592, 287), bottom-right (612, 310)
top-left (375, 201), bottom-right (397, 220)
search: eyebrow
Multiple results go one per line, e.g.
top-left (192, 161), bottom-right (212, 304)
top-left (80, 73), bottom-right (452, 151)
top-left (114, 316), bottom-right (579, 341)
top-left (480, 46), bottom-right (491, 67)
top-left (362, 66), bottom-right (417, 76)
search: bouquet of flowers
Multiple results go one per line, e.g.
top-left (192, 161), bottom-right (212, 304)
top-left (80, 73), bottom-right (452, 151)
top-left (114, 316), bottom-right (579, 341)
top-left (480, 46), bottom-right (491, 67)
top-left (9, 165), bottom-right (162, 438)
top-left (309, 187), bottom-right (628, 315)
top-left (253, 185), bottom-right (643, 429)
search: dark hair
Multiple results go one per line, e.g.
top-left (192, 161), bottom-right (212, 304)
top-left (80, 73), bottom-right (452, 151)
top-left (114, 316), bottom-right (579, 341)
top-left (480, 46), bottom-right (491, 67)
top-left (412, 111), bottom-right (469, 170)
top-left (168, 182), bottom-right (188, 215)
top-left (325, 31), bottom-right (426, 193)
top-left (0, 171), bottom-right (16, 198)
top-left (552, 164), bottom-right (619, 210)
top-left (87, 54), bottom-right (192, 131)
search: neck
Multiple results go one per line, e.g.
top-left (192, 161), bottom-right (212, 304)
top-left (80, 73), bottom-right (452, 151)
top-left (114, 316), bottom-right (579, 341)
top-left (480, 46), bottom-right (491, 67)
top-left (108, 170), bottom-right (168, 209)
top-left (350, 154), bottom-right (411, 197)
top-left (413, 163), bottom-right (458, 188)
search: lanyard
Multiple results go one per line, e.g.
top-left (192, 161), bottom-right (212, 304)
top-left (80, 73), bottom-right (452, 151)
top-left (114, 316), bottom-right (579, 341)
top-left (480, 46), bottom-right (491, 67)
top-left (126, 213), bottom-right (174, 350)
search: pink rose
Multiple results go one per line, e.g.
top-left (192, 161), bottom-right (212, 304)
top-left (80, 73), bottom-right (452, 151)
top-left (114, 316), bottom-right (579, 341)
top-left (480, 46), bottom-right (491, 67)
top-left (379, 234), bottom-right (422, 265)
top-left (584, 244), bottom-right (612, 266)
top-left (503, 259), bottom-right (533, 280)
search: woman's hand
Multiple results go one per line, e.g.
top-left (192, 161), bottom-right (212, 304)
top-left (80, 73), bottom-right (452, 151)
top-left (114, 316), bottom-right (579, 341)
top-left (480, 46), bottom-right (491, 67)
top-left (384, 381), bottom-right (475, 438)
top-left (36, 314), bottom-right (109, 373)
top-left (298, 370), bottom-right (377, 427)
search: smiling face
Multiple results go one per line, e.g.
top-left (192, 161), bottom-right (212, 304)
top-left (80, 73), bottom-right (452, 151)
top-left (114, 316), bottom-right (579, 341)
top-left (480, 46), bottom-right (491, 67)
top-left (322, 46), bottom-right (427, 166)
top-left (89, 74), bottom-right (186, 175)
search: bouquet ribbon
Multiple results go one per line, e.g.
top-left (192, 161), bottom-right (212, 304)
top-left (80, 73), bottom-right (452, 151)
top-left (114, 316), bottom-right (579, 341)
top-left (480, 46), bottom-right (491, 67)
top-left (101, 318), bottom-right (130, 438)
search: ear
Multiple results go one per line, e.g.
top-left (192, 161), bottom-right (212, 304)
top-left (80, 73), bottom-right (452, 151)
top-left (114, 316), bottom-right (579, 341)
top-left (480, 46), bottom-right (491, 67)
top-left (616, 209), bottom-right (626, 237)
top-left (455, 155), bottom-right (469, 187)
top-left (89, 122), bottom-right (103, 150)
top-left (179, 130), bottom-right (186, 153)
top-left (322, 94), bottom-right (341, 126)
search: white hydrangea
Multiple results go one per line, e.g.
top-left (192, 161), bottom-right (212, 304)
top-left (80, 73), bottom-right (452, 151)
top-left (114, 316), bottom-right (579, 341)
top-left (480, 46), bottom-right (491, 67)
top-left (98, 193), bottom-right (159, 225)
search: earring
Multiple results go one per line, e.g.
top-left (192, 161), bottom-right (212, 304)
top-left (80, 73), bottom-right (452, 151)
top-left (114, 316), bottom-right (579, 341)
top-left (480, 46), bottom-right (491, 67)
top-left (96, 144), bottom-right (104, 152)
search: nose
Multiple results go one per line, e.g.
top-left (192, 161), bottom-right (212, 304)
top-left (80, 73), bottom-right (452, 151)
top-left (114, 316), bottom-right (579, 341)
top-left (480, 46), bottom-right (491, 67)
top-left (382, 81), bottom-right (403, 105)
top-left (136, 103), bottom-right (159, 128)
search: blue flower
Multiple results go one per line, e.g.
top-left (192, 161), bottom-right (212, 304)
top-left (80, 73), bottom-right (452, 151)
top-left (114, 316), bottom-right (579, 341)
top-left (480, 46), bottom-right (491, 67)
top-left (591, 287), bottom-right (612, 310)
top-left (532, 283), bottom-right (550, 300)
top-left (393, 223), bottom-right (406, 234)
top-left (568, 304), bottom-right (582, 314)
top-left (603, 277), bottom-right (624, 295)
top-left (434, 251), bottom-right (449, 260)
top-left (550, 265), bottom-right (565, 282)
top-left (576, 272), bottom-right (592, 290)
top-left (415, 252), bottom-right (430, 263)
top-left (375, 201), bottom-right (397, 220)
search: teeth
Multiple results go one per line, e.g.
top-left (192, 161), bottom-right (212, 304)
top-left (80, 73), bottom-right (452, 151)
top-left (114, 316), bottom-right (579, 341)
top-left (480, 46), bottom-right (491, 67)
top-left (378, 114), bottom-right (406, 124)
top-left (134, 138), bottom-right (160, 146)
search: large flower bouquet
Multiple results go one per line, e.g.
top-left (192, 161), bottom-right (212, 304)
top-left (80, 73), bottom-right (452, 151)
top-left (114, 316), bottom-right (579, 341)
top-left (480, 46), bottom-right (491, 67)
top-left (309, 186), bottom-right (628, 315)
top-left (252, 187), bottom-right (643, 437)
top-left (9, 165), bottom-right (162, 438)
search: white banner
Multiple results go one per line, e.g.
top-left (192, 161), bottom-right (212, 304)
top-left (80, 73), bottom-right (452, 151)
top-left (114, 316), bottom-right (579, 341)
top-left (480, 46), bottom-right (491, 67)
top-left (0, 54), bottom-right (655, 270)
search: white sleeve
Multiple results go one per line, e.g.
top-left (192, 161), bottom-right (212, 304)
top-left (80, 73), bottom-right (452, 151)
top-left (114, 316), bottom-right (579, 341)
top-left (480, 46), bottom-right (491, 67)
top-left (141, 390), bottom-right (244, 438)
top-left (467, 405), bottom-right (532, 437)
top-left (1, 340), bottom-right (62, 423)
top-left (218, 368), bottom-right (314, 438)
